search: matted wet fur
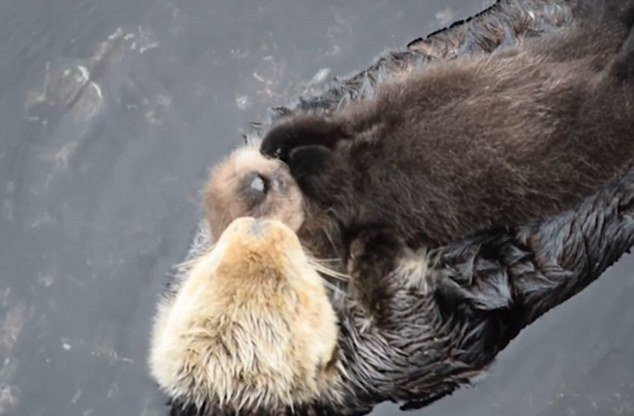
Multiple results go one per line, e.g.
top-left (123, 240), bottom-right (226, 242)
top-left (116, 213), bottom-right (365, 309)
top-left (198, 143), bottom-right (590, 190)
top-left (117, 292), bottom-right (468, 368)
top-left (261, 6), bottom-right (634, 260)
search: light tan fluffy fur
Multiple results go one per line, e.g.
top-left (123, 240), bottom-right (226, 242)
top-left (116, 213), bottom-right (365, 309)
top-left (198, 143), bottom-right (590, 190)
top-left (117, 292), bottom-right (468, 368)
top-left (203, 143), bottom-right (305, 238)
top-left (149, 217), bottom-right (339, 411)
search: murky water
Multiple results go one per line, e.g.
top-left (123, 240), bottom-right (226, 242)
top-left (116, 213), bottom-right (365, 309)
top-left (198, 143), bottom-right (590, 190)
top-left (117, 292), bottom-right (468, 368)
top-left (1, 1), bottom-right (633, 415)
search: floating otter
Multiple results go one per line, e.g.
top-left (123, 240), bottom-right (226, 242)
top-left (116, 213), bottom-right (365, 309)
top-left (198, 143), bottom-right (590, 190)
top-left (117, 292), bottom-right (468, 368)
top-left (261, 4), bottom-right (634, 261)
top-left (150, 0), bottom-right (634, 414)
top-left (152, 150), bottom-right (634, 416)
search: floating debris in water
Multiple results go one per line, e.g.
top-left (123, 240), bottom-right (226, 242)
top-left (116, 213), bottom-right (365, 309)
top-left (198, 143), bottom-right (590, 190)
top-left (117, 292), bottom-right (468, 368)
top-left (46, 141), bottom-right (78, 170)
top-left (25, 25), bottom-right (160, 126)
top-left (71, 389), bottom-right (82, 404)
top-left (235, 95), bottom-right (252, 110)
top-left (131, 26), bottom-right (159, 54)
top-left (0, 384), bottom-right (18, 415)
top-left (0, 305), bottom-right (26, 353)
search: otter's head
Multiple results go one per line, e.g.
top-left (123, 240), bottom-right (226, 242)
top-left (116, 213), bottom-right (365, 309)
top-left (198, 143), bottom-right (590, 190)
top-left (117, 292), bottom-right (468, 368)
top-left (149, 217), bottom-right (339, 413)
top-left (203, 144), bottom-right (304, 239)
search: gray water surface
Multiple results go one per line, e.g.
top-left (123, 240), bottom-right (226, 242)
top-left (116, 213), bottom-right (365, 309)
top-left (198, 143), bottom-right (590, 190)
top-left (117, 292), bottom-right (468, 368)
top-left (1, 1), bottom-right (633, 415)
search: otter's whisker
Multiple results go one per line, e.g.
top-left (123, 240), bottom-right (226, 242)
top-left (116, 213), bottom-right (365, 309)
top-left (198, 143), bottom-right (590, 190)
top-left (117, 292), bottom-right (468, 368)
top-left (306, 256), bottom-right (349, 281)
top-left (172, 257), bottom-right (199, 270)
top-left (315, 258), bottom-right (341, 263)
top-left (320, 278), bottom-right (348, 298)
top-left (313, 265), bottom-right (349, 282)
top-left (172, 244), bottom-right (216, 271)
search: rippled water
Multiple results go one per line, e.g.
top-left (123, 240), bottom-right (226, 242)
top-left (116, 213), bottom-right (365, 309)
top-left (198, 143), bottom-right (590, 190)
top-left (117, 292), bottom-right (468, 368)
top-left (1, 1), bottom-right (633, 415)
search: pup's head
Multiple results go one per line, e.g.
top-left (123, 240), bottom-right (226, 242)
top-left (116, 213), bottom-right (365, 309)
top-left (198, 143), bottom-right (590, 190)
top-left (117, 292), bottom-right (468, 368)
top-left (203, 144), bottom-right (304, 239)
top-left (149, 217), bottom-right (339, 412)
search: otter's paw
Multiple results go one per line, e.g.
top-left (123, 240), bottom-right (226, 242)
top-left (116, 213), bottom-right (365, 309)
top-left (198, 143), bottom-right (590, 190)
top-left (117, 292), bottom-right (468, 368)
top-left (286, 145), bottom-right (334, 199)
top-left (347, 228), bottom-right (406, 319)
top-left (260, 116), bottom-right (347, 162)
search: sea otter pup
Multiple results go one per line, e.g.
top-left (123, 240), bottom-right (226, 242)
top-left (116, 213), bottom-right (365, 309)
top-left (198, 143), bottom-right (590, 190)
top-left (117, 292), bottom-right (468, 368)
top-left (261, 4), bottom-right (634, 260)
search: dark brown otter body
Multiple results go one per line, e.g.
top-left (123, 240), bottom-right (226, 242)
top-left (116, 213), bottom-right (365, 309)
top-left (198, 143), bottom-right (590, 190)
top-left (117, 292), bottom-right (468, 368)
top-left (261, 4), bottom-right (634, 261)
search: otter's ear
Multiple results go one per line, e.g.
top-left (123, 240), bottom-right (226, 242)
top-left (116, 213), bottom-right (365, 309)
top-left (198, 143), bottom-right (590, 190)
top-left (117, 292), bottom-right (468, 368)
top-left (260, 116), bottom-right (347, 161)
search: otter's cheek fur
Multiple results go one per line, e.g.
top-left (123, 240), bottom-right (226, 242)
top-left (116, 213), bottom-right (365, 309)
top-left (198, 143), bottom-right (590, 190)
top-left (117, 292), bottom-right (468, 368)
top-left (149, 217), bottom-right (339, 411)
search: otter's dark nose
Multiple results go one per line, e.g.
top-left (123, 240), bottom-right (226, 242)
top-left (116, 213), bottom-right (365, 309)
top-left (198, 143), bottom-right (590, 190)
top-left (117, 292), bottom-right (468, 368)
top-left (243, 172), bottom-right (268, 204)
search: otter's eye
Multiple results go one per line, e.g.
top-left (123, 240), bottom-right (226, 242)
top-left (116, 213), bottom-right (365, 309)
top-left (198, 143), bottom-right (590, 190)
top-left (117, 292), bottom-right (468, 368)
top-left (243, 171), bottom-right (268, 204)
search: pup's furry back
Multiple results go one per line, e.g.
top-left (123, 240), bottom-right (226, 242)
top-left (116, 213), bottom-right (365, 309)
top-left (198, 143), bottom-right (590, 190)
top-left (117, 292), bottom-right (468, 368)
top-left (262, 4), bottom-right (634, 255)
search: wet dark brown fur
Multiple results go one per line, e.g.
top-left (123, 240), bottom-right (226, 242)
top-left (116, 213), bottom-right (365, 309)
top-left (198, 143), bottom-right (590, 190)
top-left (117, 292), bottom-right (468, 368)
top-left (261, 7), bottom-right (634, 261)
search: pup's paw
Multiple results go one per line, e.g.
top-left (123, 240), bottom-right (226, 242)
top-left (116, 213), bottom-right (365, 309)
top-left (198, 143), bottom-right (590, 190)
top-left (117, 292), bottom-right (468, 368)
top-left (286, 144), bottom-right (334, 199)
top-left (260, 115), bottom-right (347, 162)
top-left (347, 227), bottom-right (406, 320)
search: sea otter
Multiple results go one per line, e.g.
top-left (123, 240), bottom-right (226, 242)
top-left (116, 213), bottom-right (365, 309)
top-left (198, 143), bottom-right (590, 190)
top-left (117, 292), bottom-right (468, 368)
top-left (150, 0), bottom-right (634, 414)
top-left (151, 145), bottom-right (634, 415)
top-left (261, 2), bottom-right (634, 261)
top-left (153, 88), bottom-right (634, 416)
